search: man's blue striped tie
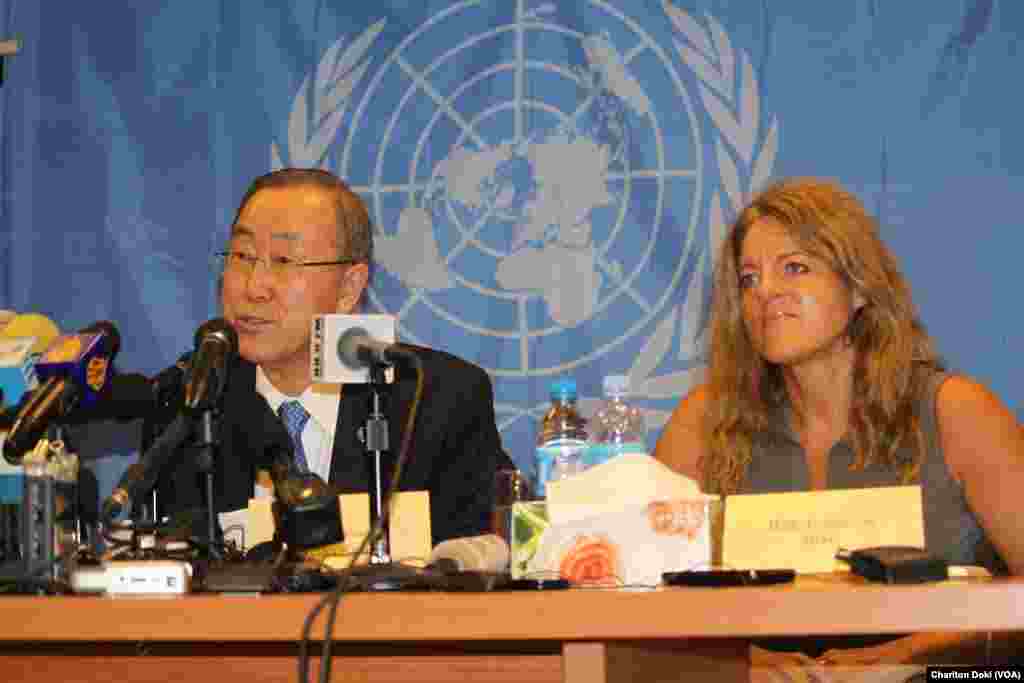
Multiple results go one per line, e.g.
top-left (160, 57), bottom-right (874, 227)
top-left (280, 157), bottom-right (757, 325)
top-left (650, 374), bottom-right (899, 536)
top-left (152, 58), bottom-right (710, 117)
top-left (277, 400), bottom-right (311, 474)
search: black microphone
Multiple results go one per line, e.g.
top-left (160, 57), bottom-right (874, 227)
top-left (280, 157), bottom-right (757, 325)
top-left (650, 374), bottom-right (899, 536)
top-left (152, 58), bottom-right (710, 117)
top-left (3, 321), bottom-right (121, 464)
top-left (0, 371), bottom-right (154, 433)
top-left (272, 471), bottom-right (345, 551)
top-left (183, 318), bottom-right (237, 413)
top-left (100, 412), bottom-right (193, 524)
top-left (139, 353), bottom-right (191, 456)
top-left (62, 372), bottom-right (159, 425)
top-left (260, 405), bottom-right (345, 551)
top-left (152, 354), bottom-right (189, 408)
top-left (336, 327), bottom-right (412, 369)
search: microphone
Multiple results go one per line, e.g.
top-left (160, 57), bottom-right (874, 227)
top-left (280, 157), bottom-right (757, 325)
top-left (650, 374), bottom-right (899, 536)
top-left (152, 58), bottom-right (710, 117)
top-left (427, 534), bottom-right (510, 574)
top-left (63, 372), bottom-right (159, 424)
top-left (263, 409), bottom-right (345, 552)
top-left (152, 354), bottom-right (189, 409)
top-left (100, 412), bottom-right (193, 524)
top-left (3, 321), bottom-right (120, 464)
top-left (311, 314), bottom-right (397, 383)
top-left (139, 354), bottom-right (191, 456)
top-left (0, 372), bottom-right (154, 433)
top-left (272, 471), bottom-right (345, 551)
top-left (0, 313), bottom-right (60, 407)
top-left (183, 318), bottom-right (237, 413)
top-left (336, 326), bottom-right (412, 370)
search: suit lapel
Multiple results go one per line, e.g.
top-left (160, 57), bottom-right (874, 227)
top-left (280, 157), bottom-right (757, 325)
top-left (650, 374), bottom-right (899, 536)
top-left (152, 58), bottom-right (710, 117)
top-left (331, 382), bottom-right (372, 493)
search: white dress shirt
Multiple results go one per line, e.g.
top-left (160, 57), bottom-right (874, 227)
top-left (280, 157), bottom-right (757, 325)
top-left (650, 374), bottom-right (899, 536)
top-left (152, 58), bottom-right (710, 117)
top-left (255, 366), bottom-right (342, 484)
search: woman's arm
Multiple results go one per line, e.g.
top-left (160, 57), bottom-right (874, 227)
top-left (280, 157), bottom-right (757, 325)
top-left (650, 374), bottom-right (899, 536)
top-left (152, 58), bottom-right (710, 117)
top-left (800, 376), bottom-right (1024, 673)
top-left (743, 375), bottom-right (1024, 675)
top-left (652, 383), bottom-right (711, 483)
top-left (935, 375), bottom-right (1024, 575)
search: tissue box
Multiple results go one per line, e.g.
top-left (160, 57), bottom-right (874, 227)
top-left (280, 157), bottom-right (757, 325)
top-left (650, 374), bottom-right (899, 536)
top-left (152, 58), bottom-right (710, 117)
top-left (510, 496), bottom-right (718, 586)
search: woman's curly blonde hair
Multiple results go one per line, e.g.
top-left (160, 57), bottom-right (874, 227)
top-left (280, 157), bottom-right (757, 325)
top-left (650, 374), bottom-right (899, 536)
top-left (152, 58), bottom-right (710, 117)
top-left (701, 177), bottom-right (943, 495)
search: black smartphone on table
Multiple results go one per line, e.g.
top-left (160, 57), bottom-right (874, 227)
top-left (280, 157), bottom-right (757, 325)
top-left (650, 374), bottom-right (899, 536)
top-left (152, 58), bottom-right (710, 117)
top-left (662, 568), bottom-right (796, 587)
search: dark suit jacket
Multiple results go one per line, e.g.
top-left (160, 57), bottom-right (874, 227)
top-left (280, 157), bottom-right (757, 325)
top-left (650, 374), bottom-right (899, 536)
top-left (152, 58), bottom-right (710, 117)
top-left (150, 345), bottom-right (511, 545)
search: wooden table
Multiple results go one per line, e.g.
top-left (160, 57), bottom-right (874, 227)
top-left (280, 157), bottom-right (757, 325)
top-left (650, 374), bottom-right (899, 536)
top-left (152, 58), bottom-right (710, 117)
top-left (0, 575), bottom-right (1021, 682)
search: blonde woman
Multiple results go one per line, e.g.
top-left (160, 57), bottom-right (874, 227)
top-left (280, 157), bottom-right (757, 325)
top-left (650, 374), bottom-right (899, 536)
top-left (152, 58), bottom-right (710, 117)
top-left (654, 178), bottom-right (1024, 673)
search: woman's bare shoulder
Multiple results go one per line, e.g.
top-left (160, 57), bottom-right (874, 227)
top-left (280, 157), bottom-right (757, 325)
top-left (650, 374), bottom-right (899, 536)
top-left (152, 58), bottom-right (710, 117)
top-left (934, 374), bottom-right (1022, 474)
top-left (934, 374), bottom-right (1024, 574)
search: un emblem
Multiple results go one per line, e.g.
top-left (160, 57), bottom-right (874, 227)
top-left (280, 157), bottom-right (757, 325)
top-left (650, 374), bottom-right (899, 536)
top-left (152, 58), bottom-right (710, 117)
top-left (273, 2), bottom-right (778, 465)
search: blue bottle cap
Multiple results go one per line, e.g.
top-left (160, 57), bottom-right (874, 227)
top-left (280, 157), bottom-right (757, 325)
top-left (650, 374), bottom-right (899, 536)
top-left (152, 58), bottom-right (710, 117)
top-left (549, 378), bottom-right (577, 401)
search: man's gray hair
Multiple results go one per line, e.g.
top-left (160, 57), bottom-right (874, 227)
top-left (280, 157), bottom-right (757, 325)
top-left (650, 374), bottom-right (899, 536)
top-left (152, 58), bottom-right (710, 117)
top-left (233, 168), bottom-right (373, 264)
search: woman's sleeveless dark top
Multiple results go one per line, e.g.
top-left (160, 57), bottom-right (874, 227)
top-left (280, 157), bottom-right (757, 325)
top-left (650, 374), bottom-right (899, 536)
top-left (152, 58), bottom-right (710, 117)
top-left (740, 372), bottom-right (1007, 660)
top-left (737, 371), bottom-right (1005, 574)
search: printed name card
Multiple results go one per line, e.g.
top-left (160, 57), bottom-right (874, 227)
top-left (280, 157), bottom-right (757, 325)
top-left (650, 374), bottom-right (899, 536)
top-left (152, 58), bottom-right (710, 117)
top-left (722, 485), bottom-right (925, 573)
top-left (319, 491), bottom-right (432, 566)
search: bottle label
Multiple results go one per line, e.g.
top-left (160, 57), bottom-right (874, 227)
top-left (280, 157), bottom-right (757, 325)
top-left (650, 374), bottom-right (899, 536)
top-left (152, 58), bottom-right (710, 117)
top-left (0, 473), bottom-right (22, 504)
top-left (535, 439), bottom-right (587, 497)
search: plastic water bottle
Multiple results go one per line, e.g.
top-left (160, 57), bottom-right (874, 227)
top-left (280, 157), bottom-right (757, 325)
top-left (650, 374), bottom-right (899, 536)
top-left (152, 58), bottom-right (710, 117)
top-left (586, 375), bottom-right (646, 468)
top-left (535, 378), bottom-right (588, 497)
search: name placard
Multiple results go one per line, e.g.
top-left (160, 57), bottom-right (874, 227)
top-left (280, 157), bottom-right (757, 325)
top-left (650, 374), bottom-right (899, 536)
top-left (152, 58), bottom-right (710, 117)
top-left (723, 486), bottom-right (924, 573)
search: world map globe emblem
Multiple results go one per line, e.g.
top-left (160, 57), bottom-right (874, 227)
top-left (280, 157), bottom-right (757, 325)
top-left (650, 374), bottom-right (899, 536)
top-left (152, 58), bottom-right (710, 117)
top-left (330, 2), bottom-right (705, 379)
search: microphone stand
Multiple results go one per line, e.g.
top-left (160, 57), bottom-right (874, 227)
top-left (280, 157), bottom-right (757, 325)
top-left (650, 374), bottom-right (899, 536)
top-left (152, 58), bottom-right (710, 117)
top-left (341, 361), bottom-right (429, 592)
top-left (364, 361), bottom-right (391, 565)
top-left (193, 408), bottom-right (222, 561)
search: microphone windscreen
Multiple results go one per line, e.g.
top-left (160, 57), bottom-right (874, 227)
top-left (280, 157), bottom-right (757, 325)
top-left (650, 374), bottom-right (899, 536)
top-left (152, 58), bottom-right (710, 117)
top-left (184, 318), bottom-right (237, 412)
top-left (1, 313), bottom-right (60, 354)
top-left (194, 317), bottom-right (238, 352)
top-left (428, 534), bottom-right (510, 573)
top-left (336, 326), bottom-right (371, 369)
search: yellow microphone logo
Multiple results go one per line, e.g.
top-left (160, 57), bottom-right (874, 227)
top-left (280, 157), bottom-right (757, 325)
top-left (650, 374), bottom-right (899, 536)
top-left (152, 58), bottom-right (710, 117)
top-left (86, 357), bottom-right (109, 392)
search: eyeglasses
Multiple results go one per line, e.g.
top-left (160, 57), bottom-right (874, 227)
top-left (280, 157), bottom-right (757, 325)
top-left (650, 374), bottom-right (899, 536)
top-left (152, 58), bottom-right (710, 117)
top-left (214, 250), bottom-right (358, 280)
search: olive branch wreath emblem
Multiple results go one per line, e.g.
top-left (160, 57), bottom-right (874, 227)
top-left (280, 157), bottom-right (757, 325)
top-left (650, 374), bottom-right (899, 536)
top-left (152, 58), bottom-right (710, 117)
top-left (269, 4), bottom-right (779, 431)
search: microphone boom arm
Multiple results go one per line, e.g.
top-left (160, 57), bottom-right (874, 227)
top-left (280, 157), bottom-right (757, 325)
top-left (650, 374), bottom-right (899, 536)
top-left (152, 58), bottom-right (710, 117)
top-left (101, 413), bottom-right (193, 525)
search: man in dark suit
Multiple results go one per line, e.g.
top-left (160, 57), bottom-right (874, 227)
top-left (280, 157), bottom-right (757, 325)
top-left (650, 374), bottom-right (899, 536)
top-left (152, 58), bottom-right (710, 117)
top-left (151, 168), bottom-right (509, 545)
